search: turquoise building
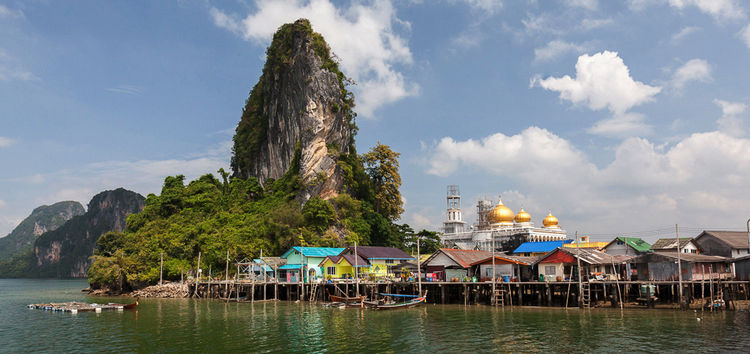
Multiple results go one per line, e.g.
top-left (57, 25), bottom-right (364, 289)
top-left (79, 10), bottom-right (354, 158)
top-left (279, 247), bottom-right (345, 282)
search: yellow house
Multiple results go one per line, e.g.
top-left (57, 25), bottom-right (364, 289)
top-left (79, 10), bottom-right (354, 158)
top-left (319, 254), bottom-right (370, 279)
top-left (341, 246), bottom-right (415, 278)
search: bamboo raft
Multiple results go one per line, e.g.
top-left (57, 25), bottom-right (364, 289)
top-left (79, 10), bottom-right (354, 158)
top-left (27, 299), bottom-right (138, 314)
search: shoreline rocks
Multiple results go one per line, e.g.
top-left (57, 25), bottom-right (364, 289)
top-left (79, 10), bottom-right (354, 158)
top-left (128, 282), bottom-right (190, 298)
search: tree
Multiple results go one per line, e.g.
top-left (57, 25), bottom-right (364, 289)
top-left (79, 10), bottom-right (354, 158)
top-left (363, 142), bottom-right (404, 221)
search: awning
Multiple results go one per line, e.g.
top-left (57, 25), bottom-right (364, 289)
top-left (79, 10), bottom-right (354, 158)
top-left (278, 264), bottom-right (302, 270)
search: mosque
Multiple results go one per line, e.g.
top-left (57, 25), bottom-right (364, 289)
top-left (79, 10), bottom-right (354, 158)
top-left (440, 185), bottom-right (568, 252)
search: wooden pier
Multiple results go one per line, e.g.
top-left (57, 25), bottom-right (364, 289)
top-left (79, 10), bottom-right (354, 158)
top-left (189, 280), bottom-right (750, 309)
top-left (190, 279), bottom-right (750, 310)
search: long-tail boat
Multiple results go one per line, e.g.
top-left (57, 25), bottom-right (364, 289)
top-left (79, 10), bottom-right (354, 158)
top-left (368, 291), bottom-right (427, 310)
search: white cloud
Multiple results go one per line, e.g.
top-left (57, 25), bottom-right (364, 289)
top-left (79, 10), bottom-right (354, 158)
top-left (671, 26), bottom-right (701, 43)
top-left (533, 40), bottom-right (589, 63)
top-left (569, 0), bottom-right (598, 10)
top-left (426, 125), bottom-right (750, 233)
top-left (0, 64), bottom-right (39, 82)
top-left (209, 0), bottom-right (418, 118)
top-left (587, 112), bottom-right (652, 137)
top-left (740, 24), bottom-right (750, 48)
top-left (670, 58), bottom-right (711, 90)
top-left (0, 5), bottom-right (24, 19)
top-left (579, 18), bottom-right (613, 30)
top-left (532, 51), bottom-right (661, 115)
top-left (456, 0), bottom-right (504, 15)
top-left (714, 99), bottom-right (747, 136)
top-left (668, 0), bottom-right (746, 21)
top-left (0, 136), bottom-right (13, 147)
top-left (0, 199), bottom-right (6, 208)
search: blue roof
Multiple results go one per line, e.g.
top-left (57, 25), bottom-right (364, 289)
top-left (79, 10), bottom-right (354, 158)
top-left (278, 264), bottom-right (302, 270)
top-left (281, 247), bottom-right (346, 259)
top-left (513, 240), bottom-right (573, 254)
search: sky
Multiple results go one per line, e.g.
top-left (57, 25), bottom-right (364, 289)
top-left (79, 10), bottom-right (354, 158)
top-left (1, 0), bottom-right (750, 242)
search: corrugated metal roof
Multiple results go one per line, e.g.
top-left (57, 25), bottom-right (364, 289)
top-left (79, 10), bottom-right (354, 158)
top-left (319, 254), bottom-right (369, 267)
top-left (278, 264), bottom-right (302, 270)
top-left (616, 237), bottom-right (652, 252)
top-left (350, 246), bottom-right (414, 260)
top-left (651, 238), bottom-right (694, 250)
top-left (429, 248), bottom-right (491, 268)
top-left (698, 231), bottom-right (750, 249)
top-left (535, 248), bottom-right (633, 265)
top-left (631, 252), bottom-right (730, 263)
top-left (281, 247), bottom-right (346, 258)
top-left (513, 240), bottom-right (572, 254)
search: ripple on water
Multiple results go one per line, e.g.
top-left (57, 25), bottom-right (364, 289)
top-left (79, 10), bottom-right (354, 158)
top-left (2, 280), bottom-right (750, 353)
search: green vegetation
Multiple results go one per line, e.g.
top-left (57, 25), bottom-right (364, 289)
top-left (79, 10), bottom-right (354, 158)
top-left (86, 19), bottom-right (433, 292)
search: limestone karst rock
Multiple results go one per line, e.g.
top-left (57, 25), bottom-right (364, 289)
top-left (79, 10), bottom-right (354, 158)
top-left (231, 19), bottom-right (355, 201)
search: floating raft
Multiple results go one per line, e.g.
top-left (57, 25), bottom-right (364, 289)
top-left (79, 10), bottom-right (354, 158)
top-left (27, 301), bottom-right (131, 314)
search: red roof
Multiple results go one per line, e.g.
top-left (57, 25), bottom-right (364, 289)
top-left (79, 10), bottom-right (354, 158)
top-left (470, 255), bottom-right (531, 266)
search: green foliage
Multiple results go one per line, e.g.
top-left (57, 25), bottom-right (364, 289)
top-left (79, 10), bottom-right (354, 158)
top-left (363, 143), bottom-right (404, 221)
top-left (302, 196), bottom-right (336, 232)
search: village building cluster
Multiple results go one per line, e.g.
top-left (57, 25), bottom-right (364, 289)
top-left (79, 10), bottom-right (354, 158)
top-left (237, 186), bottom-right (750, 287)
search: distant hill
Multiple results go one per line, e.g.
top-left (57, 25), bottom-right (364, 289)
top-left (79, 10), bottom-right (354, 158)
top-left (0, 188), bottom-right (144, 278)
top-left (0, 201), bottom-right (84, 260)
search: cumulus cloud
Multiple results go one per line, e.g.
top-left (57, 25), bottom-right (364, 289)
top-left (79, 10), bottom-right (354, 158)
top-left (426, 125), bottom-right (750, 233)
top-left (533, 40), bottom-right (589, 63)
top-left (532, 51), bottom-right (661, 115)
top-left (209, 0), bottom-right (418, 118)
top-left (587, 112), bottom-right (652, 137)
top-left (668, 0), bottom-right (746, 21)
top-left (0, 136), bottom-right (13, 147)
top-left (670, 58), bottom-right (711, 90)
top-left (714, 99), bottom-right (747, 136)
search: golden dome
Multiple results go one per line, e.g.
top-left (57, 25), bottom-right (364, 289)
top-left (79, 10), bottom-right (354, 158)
top-left (514, 208), bottom-right (531, 223)
top-left (488, 198), bottom-right (514, 224)
top-left (543, 212), bottom-right (560, 228)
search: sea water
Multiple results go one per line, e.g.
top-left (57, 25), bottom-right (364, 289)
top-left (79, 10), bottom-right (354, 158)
top-left (1, 279), bottom-right (748, 353)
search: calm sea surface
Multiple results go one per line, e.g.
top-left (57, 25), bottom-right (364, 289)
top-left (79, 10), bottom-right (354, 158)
top-left (1, 279), bottom-right (749, 353)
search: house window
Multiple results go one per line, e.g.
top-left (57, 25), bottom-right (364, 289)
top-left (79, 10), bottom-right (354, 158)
top-left (326, 267), bottom-right (336, 275)
top-left (385, 259), bottom-right (394, 264)
top-left (545, 266), bottom-right (556, 275)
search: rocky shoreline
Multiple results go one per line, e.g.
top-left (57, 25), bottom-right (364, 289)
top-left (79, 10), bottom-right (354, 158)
top-left (88, 281), bottom-right (191, 298)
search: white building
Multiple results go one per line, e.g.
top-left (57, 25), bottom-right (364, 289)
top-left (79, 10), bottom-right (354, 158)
top-left (439, 187), bottom-right (567, 252)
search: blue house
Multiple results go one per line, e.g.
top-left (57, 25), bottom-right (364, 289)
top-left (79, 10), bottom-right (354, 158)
top-left (279, 247), bottom-right (346, 282)
top-left (513, 240), bottom-right (573, 256)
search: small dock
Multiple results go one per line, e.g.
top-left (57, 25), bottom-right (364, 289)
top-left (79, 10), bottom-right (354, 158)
top-left (27, 302), bottom-right (128, 314)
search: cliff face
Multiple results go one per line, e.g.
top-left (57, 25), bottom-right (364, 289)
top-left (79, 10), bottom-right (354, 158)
top-left (32, 188), bottom-right (145, 277)
top-left (231, 19), bottom-right (354, 201)
top-left (0, 201), bottom-right (84, 260)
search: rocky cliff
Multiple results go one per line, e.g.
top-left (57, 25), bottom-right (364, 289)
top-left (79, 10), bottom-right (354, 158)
top-left (230, 19), bottom-right (355, 201)
top-left (32, 188), bottom-right (145, 277)
top-left (0, 201), bottom-right (84, 260)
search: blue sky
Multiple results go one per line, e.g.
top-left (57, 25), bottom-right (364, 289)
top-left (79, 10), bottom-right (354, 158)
top-left (1, 0), bottom-right (750, 242)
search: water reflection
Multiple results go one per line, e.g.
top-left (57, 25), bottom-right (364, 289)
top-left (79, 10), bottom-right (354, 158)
top-left (3, 279), bottom-right (750, 353)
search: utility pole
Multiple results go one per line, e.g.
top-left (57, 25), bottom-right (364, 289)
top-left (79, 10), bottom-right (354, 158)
top-left (225, 249), bottom-right (230, 296)
top-left (417, 236), bottom-right (422, 296)
top-left (300, 247), bottom-right (305, 301)
top-left (676, 224), bottom-right (683, 307)
top-left (196, 252), bottom-right (202, 281)
top-left (576, 231), bottom-right (582, 307)
top-left (492, 230), bottom-right (496, 305)
top-left (354, 241), bottom-right (360, 297)
top-left (160, 252), bottom-right (164, 285)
